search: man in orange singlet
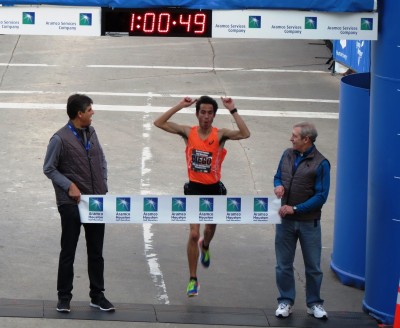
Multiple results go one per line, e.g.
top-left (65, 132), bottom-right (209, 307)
top-left (154, 96), bottom-right (250, 297)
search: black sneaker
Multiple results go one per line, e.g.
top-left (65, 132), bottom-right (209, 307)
top-left (90, 296), bottom-right (115, 312)
top-left (56, 299), bottom-right (71, 313)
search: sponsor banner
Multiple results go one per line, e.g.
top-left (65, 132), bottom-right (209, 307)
top-left (0, 6), bottom-right (101, 36)
top-left (79, 195), bottom-right (281, 224)
top-left (212, 10), bottom-right (378, 40)
top-left (333, 39), bottom-right (371, 73)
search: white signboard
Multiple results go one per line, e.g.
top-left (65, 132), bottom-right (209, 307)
top-left (212, 10), bottom-right (378, 40)
top-left (79, 195), bottom-right (281, 224)
top-left (0, 5), bottom-right (101, 36)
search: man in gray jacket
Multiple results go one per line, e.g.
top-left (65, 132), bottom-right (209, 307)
top-left (43, 94), bottom-right (114, 313)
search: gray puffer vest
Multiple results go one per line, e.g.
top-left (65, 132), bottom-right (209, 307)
top-left (53, 123), bottom-right (107, 205)
top-left (281, 147), bottom-right (327, 221)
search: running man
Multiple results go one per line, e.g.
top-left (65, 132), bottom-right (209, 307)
top-left (154, 96), bottom-right (250, 297)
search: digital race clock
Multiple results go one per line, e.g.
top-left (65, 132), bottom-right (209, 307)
top-left (101, 8), bottom-right (212, 37)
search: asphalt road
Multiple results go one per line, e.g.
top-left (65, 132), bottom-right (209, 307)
top-left (0, 35), bottom-right (364, 326)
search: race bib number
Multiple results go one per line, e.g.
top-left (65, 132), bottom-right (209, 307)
top-left (191, 149), bottom-right (213, 173)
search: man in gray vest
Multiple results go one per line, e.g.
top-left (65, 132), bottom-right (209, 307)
top-left (273, 122), bottom-right (330, 320)
top-left (44, 94), bottom-right (114, 313)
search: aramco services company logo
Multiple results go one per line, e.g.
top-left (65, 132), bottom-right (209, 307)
top-left (116, 197), bottom-right (130, 212)
top-left (227, 198), bottom-right (241, 212)
top-left (304, 17), bottom-right (317, 29)
top-left (89, 197), bottom-right (103, 212)
top-left (80, 13), bottom-right (92, 26)
top-left (172, 197), bottom-right (186, 212)
top-left (254, 198), bottom-right (268, 212)
top-left (22, 12), bottom-right (35, 25)
top-left (361, 18), bottom-right (373, 30)
top-left (199, 197), bottom-right (214, 212)
top-left (249, 16), bottom-right (261, 29)
top-left (144, 197), bottom-right (158, 212)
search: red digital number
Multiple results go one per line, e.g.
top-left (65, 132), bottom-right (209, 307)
top-left (127, 10), bottom-right (209, 36)
top-left (194, 13), bottom-right (206, 34)
top-left (129, 13), bottom-right (136, 32)
top-left (158, 13), bottom-right (171, 33)
top-left (143, 12), bottom-right (156, 33)
top-left (179, 14), bottom-right (192, 32)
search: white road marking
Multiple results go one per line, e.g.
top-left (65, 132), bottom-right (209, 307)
top-left (87, 65), bottom-right (329, 74)
top-left (0, 63), bottom-right (329, 74)
top-left (0, 90), bottom-right (338, 104)
top-left (141, 113), bottom-right (170, 305)
top-left (0, 63), bottom-right (57, 67)
top-left (0, 103), bottom-right (338, 119)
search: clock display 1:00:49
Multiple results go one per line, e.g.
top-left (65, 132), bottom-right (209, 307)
top-left (130, 11), bottom-right (209, 36)
top-left (101, 8), bottom-right (212, 37)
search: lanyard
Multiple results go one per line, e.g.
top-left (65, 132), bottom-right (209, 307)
top-left (68, 123), bottom-right (91, 152)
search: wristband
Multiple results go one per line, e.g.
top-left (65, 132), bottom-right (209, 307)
top-left (230, 108), bottom-right (238, 114)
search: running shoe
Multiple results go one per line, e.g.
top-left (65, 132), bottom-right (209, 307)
top-left (307, 304), bottom-right (328, 319)
top-left (56, 299), bottom-right (71, 313)
top-left (90, 295), bottom-right (115, 312)
top-left (198, 238), bottom-right (210, 268)
top-left (275, 303), bottom-right (293, 318)
top-left (186, 279), bottom-right (199, 297)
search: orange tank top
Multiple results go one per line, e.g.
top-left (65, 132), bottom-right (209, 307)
top-left (185, 126), bottom-right (227, 185)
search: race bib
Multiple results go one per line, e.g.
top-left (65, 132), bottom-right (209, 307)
top-left (191, 149), bottom-right (213, 173)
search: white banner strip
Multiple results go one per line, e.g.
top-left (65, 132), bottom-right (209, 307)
top-left (79, 195), bottom-right (281, 224)
top-left (0, 6), bottom-right (101, 36)
top-left (212, 10), bottom-right (378, 40)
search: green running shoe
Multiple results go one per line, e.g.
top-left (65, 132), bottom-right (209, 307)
top-left (199, 238), bottom-right (210, 268)
top-left (186, 279), bottom-right (199, 297)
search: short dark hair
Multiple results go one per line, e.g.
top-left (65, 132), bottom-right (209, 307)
top-left (293, 121), bottom-right (318, 143)
top-left (195, 96), bottom-right (218, 114)
top-left (67, 94), bottom-right (93, 119)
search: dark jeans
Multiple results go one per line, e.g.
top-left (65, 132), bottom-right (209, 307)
top-left (57, 204), bottom-right (105, 301)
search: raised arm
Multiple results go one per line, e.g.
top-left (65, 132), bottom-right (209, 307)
top-left (219, 97), bottom-right (251, 141)
top-left (153, 97), bottom-right (196, 137)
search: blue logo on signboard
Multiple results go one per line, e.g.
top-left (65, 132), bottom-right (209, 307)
top-left (144, 197), bottom-right (158, 212)
top-left (361, 18), bottom-right (373, 31)
top-left (89, 197), bottom-right (103, 212)
top-left (249, 16), bottom-right (261, 28)
top-left (116, 197), bottom-right (130, 212)
top-left (80, 13), bottom-right (92, 26)
top-left (227, 198), bottom-right (241, 212)
top-left (172, 197), bottom-right (186, 212)
top-left (199, 198), bottom-right (214, 212)
top-left (254, 198), bottom-right (268, 212)
top-left (305, 17), bottom-right (317, 29)
top-left (22, 12), bottom-right (35, 25)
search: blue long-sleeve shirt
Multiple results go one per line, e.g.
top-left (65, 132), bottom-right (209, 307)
top-left (274, 146), bottom-right (330, 214)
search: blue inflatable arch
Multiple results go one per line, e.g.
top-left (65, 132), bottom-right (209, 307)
top-left (0, 0), bottom-right (375, 11)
